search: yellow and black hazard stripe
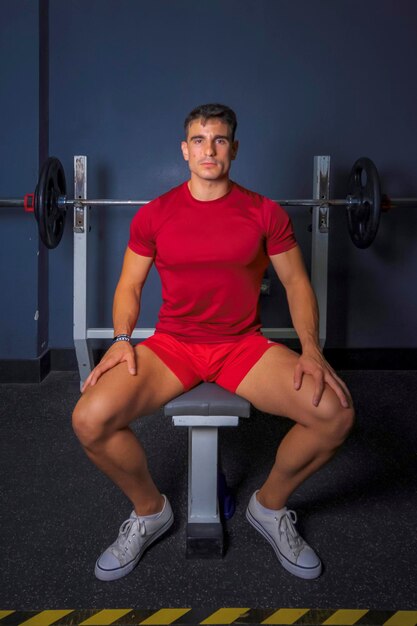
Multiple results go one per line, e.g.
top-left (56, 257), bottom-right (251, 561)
top-left (1, 609), bottom-right (417, 626)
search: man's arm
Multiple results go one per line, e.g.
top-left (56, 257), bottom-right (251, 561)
top-left (112, 247), bottom-right (153, 337)
top-left (270, 246), bottom-right (350, 408)
top-left (81, 248), bottom-right (153, 392)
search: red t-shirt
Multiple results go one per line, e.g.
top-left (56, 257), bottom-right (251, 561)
top-left (128, 181), bottom-right (297, 343)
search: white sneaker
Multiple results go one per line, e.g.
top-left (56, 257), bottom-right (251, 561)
top-left (95, 495), bottom-right (174, 581)
top-left (246, 491), bottom-right (322, 579)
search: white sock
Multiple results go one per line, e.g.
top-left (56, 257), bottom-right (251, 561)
top-left (254, 492), bottom-right (286, 516)
top-left (138, 510), bottom-right (163, 521)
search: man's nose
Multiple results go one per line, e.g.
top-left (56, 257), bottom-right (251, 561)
top-left (205, 141), bottom-right (215, 156)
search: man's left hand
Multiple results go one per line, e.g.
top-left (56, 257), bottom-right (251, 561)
top-left (293, 348), bottom-right (351, 409)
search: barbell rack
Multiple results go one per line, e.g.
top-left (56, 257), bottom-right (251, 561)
top-left (70, 155), bottom-right (331, 384)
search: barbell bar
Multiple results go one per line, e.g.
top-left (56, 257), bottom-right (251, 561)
top-left (1, 156), bottom-right (416, 250)
top-left (56, 196), bottom-right (416, 208)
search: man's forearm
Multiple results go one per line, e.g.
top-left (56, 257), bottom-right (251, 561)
top-left (112, 283), bottom-right (141, 336)
top-left (285, 278), bottom-right (321, 352)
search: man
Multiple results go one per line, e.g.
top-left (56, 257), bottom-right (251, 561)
top-left (72, 103), bottom-right (354, 582)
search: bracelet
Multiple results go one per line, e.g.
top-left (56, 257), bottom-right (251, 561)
top-left (112, 334), bottom-right (131, 344)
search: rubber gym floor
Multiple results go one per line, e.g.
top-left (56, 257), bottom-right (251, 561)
top-left (1, 369), bottom-right (416, 625)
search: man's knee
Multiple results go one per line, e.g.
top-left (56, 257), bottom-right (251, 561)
top-left (314, 392), bottom-right (355, 447)
top-left (72, 396), bottom-right (113, 449)
top-left (334, 404), bottom-right (355, 444)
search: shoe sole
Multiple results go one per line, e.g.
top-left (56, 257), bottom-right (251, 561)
top-left (246, 507), bottom-right (322, 580)
top-left (94, 512), bottom-right (174, 581)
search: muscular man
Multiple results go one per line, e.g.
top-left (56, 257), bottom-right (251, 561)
top-left (72, 103), bottom-right (354, 582)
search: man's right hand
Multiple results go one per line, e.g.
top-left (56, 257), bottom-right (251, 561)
top-left (81, 341), bottom-right (137, 393)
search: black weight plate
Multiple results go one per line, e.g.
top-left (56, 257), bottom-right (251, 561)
top-left (34, 157), bottom-right (67, 249)
top-left (346, 157), bottom-right (381, 249)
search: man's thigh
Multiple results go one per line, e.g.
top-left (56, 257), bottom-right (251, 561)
top-left (75, 344), bottom-right (186, 427)
top-left (235, 345), bottom-right (344, 425)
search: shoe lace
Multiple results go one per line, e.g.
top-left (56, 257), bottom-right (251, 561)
top-left (277, 510), bottom-right (304, 558)
top-left (110, 516), bottom-right (146, 560)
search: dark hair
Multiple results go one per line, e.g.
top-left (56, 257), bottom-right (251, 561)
top-left (184, 103), bottom-right (238, 140)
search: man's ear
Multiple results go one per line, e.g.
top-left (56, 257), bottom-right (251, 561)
top-left (231, 140), bottom-right (239, 160)
top-left (181, 141), bottom-right (189, 161)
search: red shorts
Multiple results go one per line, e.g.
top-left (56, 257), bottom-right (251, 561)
top-left (141, 332), bottom-right (279, 393)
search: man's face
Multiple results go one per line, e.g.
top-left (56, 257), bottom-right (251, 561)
top-left (181, 118), bottom-right (238, 182)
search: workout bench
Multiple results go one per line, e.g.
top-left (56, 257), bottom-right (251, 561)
top-left (164, 382), bottom-right (251, 558)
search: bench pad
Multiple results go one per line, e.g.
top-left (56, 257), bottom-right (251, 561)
top-left (164, 382), bottom-right (250, 417)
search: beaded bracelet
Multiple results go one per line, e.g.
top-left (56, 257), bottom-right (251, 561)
top-left (112, 334), bottom-right (131, 344)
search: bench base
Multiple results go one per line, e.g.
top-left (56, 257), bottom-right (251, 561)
top-left (186, 522), bottom-right (224, 559)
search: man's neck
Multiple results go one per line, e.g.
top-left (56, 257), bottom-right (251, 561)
top-left (187, 176), bottom-right (232, 201)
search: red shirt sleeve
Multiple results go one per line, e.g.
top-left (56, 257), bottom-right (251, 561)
top-left (128, 200), bottom-right (158, 258)
top-left (262, 198), bottom-right (297, 255)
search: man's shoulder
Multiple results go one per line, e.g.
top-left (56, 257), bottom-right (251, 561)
top-left (151, 182), bottom-right (186, 207)
top-left (131, 182), bottom-right (186, 227)
top-left (232, 182), bottom-right (274, 208)
top-left (231, 183), bottom-right (292, 229)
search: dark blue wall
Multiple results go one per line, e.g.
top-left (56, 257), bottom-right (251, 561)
top-left (0, 1), bottom-right (45, 359)
top-left (1, 0), bottom-right (417, 358)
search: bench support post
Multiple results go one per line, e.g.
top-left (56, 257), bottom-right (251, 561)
top-left (186, 426), bottom-right (223, 558)
top-left (189, 426), bottom-right (219, 521)
top-left (164, 383), bottom-right (251, 559)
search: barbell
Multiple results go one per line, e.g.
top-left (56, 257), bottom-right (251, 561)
top-left (1, 156), bottom-right (416, 249)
